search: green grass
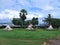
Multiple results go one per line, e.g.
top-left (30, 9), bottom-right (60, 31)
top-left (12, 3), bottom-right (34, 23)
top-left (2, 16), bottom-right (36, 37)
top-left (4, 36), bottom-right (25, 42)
top-left (0, 28), bottom-right (60, 45)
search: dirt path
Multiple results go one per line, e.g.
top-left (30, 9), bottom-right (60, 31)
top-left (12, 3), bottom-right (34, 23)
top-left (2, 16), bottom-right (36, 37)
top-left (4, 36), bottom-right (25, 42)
top-left (47, 40), bottom-right (60, 45)
top-left (47, 36), bottom-right (60, 45)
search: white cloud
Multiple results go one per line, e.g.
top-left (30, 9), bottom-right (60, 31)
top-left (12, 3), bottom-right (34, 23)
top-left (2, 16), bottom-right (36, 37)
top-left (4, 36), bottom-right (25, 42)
top-left (42, 5), bottom-right (54, 11)
top-left (0, 0), bottom-right (60, 24)
top-left (0, 9), bottom-right (19, 19)
top-left (0, 9), bottom-right (43, 20)
top-left (26, 13), bottom-right (43, 20)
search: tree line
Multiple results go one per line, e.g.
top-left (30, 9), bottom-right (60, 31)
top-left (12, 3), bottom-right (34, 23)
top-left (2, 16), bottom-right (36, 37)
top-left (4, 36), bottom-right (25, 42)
top-left (12, 9), bottom-right (38, 27)
top-left (12, 9), bottom-right (60, 28)
top-left (44, 14), bottom-right (60, 28)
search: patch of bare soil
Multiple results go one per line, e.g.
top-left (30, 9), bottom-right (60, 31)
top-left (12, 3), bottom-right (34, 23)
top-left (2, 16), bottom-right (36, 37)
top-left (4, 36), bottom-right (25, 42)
top-left (47, 36), bottom-right (60, 45)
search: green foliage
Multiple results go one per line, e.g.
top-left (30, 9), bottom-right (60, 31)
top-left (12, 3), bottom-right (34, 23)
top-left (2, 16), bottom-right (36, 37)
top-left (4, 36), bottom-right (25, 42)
top-left (12, 18), bottom-right (19, 25)
top-left (51, 18), bottom-right (60, 28)
top-left (12, 18), bottom-right (22, 25)
top-left (20, 9), bottom-right (27, 15)
top-left (19, 9), bottom-right (27, 26)
top-left (12, 9), bottom-right (38, 27)
top-left (44, 14), bottom-right (60, 28)
top-left (12, 9), bottom-right (28, 26)
top-left (20, 9), bottom-right (27, 21)
top-left (44, 14), bottom-right (52, 25)
top-left (25, 20), bottom-right (32, 25)
top-left (32, 17), bottom-right (38, 25)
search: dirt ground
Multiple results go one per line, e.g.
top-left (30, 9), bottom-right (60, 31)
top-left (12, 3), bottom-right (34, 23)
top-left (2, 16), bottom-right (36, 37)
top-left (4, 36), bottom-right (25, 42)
top-left (47, 36), bottom-right (60, 45)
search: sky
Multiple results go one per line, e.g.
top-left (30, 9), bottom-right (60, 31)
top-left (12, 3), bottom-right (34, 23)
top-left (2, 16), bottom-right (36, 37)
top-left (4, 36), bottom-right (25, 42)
top-left (0, 0), bottom-right (60, 24)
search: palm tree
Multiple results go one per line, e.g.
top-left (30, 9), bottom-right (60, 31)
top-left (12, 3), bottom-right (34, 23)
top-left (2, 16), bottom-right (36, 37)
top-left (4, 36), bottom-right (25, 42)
top-left (44, 14), bottom-right (52, 25)
top-left (47, 14), bottom-right (52, 25)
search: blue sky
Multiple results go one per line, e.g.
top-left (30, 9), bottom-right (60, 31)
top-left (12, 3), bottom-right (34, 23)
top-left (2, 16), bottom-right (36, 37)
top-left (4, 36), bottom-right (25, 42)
top-left (0, 0), bottom-right (60, 23)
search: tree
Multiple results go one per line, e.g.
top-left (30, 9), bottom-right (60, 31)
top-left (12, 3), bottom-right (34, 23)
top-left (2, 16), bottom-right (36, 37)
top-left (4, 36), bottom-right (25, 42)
top-left (35, 18), bottom-right (38, 25)
top-left (26, 20), bottom-right (32, 25)
top-left (51, 18), bottom-right (60, 28)
top-left (44, 14), bottom-right (52, 25)
top-left (12, 18), bottom-right (19, 25)
top-left (32, 17), bottom-right (36, 25)
top-left (12, 18), bottom-right (22, 25)
top-left (44, 14), bottom-right (60, 28)
top-left (32, 17), bottom-right (38, 25)
top-left (19, 9), bottom-right (27, 26)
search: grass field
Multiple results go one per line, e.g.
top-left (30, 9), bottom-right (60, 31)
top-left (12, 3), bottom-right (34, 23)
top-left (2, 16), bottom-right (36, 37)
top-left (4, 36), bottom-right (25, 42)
top-left (0, 28), bottom-right (60, 45)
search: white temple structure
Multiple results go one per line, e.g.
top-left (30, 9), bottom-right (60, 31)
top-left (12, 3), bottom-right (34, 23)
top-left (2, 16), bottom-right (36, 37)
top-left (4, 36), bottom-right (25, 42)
top-left (27, 24), bottom-right (34, 30)
top-left (47, 25), bottom-right (53, 30)
top-left (4, 24), bottom-right (13, 31)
